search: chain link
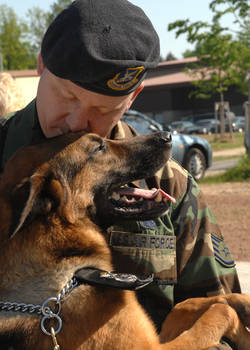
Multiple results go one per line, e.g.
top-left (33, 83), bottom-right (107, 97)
top-left (0, 277), bottom-right (78, 317)
top-left (57, 277), bottom-right (78, 303)
top-left (0, 301), bottom-right (44, 314)
top-left (0, 276), bottom-right (79, 348)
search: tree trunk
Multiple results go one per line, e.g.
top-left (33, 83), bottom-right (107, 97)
top-left (246, 101), bottom-right (250, 155)
top-left (247, 73), bottom-right (250, 155)
top-left (220, 92), bottom-right (225, 139)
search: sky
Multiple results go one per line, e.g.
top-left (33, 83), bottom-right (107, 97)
top-left (0, 0), bottom-right (237, 59)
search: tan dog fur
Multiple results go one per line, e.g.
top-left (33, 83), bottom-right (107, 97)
top-left (0, 131), bottom-right (249, 349)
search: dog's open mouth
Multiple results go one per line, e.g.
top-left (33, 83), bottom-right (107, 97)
top-left (108, 186), bottom-right (176, 218)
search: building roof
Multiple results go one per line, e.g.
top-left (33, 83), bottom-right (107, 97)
top-left (6, 69), bottom-right (38, 78)
top-left (158, 56), bottom-right (198, 68)
top-left (144, 71), bottom-right (193, 88)
top-left (6, 56), bottom-right (199, 87)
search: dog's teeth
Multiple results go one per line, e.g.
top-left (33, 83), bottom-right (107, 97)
top-left (121, 195), bottom-right (127, 201)
top-left (154, 192), bottom-right (162, 202)
top-left (138, 197), bottom-right (143, 202)
top-left (111, 192), bottom-right (120, 200)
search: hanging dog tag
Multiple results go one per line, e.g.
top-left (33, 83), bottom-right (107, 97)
top-left (74, 267), bottom-right (154, 290)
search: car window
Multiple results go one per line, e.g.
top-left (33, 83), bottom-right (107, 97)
top-left (123, 115), bottom-right (161, 134)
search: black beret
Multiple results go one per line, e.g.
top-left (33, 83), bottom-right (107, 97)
top-left (41, 0), bottom-right (160, 96)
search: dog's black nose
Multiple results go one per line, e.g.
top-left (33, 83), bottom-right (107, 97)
top-left (159, 131), bottom-right (172, 143)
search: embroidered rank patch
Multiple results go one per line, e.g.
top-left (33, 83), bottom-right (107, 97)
top-left (139, 220), bottom-right (157, 230)
top-left (107, 66), bottom-right (145, 91)
top-left (211, 234), bottom-right (235, 267)
top-left (109, 231), bottom-right (176, 251)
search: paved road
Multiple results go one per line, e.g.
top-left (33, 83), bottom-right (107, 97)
top-left (213, 147), bottom-right (245, 158)
top-left (206, 158), bottom-right (240, 175)
top-left (205, 147), bottom-right (245, 176)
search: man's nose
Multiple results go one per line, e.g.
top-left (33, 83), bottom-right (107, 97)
top-left (66, 108), bottom-right (91, 132)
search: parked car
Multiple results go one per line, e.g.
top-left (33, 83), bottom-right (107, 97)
top-left (213, 117), bottom-right (240, 133)
top-left (233, 116), bottom-right (245, 133)
top-left (182, 111), bottom-right (235, 124)
top-left (168, 121), bottom-right (196, 134)
top-left (122, 110), bottom-right (213, 181)
top-left (185, 116), bottom-right (241, 134)
top-left (185, 119), bottom-right (221, 135)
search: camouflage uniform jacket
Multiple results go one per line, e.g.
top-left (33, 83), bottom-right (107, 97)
top-left (0, 100), bottom-right (241, 341)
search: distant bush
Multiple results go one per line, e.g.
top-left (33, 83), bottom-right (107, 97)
top-left (201, 154), bottom-right (250, 184)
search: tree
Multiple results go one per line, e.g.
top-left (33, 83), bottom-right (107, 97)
top-left (168, 0), bottom-right (250, 136)
top-left (209, 0), bottom-right (250, 149)
top-left (209, 0), bottom-right (250, 29)
top-left (25, 7), bottom-right (50, 55)
top-left (169, 18), bottom-right (249, 97)
top-left (25, 0), bottom-right (73, 55)
top-left (47, 0), bottom-right (73, 24)
top-left (0, 5), bottom-right (37, 70)
top-left (165, 52), bottom-right (177, 61)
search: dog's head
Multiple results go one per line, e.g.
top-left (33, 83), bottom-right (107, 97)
top-left (1, 131), bottom-right (172, 239)
top-left (0, 131), bottom-right (172, 348)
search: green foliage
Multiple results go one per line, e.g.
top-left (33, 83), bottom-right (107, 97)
top-left (209, 0), bottom-right (250, 27)
top-left (0, 0), bottom-right (73, 70)
top-left (25, 7), bottom-right (50, 54)
top-left (47, 0), bottom-right (73, 24)
top-left (168, 0), bottom-right (250, 102)
top-left (24, 0), bottom-right (73, 55)
top-left (165, 52), bottom-right (177, 61)
top-left (202, 132), bottom-right (244, 150)
top-left (201, 154), bottom-right (250, 183)
top-left (0, 5), bottom-right (37, 69)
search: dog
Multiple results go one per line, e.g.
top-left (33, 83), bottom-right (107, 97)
top-left (0, 131), bottom-right (249, 350)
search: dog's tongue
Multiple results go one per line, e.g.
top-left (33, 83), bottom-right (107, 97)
top-left (119, 187), bottom-right (176, 203)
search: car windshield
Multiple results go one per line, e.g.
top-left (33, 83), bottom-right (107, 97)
top-left (123, 116), bottom-right (161, 135)
top-left (196, 120), bottom-right (215, 126)
top-left (171, 122), bottom-right (184, 127)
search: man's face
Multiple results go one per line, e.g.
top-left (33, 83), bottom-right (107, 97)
top-left (36, 68), bottom-right (142, 138)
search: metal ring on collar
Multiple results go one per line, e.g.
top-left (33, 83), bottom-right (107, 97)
top-left (41, 297), bottom-right (61, 316)
top-left (41, 313), bottom-right (63, 336)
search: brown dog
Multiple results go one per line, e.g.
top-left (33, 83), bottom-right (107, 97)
top-left (0, 131), bottom-right (249, 350)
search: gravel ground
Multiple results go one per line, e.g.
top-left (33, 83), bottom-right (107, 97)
top-left (200, 182), bottom-right (250, 295)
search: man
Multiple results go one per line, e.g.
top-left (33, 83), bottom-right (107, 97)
top-left (0, 1), bottom-right (241, 349)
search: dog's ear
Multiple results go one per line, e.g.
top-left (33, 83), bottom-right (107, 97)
top-left (9, 174), bottom-right (47, 238)
top-left (9, 172), bottom-right (76, 238)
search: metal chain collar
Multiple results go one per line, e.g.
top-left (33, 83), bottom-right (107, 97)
top-left (0, 276), bottom-right (78, 347)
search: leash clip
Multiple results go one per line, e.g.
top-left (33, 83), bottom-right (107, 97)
top-left (50, 327), bottom-right (60, 350)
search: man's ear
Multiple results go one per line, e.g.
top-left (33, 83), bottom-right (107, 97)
top-left (127, 83), bottom-right (144, 109)
top-left (37, 52), bottom-right (45, 75)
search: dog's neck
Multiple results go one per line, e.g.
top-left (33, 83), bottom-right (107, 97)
top-left (0, 215), bottom-right (112, 303)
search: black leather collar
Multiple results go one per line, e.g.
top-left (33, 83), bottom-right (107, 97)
top-left (74, 267), bottom-right (154, 291)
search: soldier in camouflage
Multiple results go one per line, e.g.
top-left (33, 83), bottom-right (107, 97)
top-left (0, 1), bottom-right (241, 349)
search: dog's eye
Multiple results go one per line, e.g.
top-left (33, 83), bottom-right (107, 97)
top-left (94, 142), bottom-right (106, 154)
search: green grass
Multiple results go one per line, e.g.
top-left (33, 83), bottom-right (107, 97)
top-left (201, 154), bottom-right (250, 184)
top-left (201, 132), bottom-right (244, 151)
